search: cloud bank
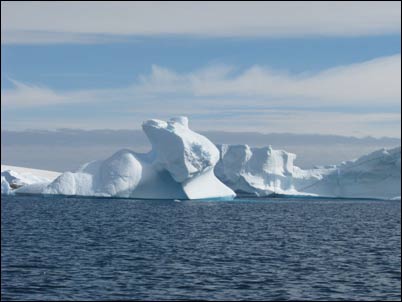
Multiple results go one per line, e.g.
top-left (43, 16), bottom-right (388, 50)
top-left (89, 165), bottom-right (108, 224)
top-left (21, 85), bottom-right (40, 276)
top-left (2, 55), bottom-right (401, 137)
top-left (3, 54), bottom-right (400, 107)
top-left (1, 1), bottom-right (401, 44)
top-left (135, 55), bottom-right (401, 105)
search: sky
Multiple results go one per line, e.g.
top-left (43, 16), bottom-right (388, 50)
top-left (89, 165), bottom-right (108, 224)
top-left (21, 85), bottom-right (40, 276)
top-left (1, 1), bottom-right (401, 138)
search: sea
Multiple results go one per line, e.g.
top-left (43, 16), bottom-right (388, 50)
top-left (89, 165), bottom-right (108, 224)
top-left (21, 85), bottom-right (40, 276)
top-left (1, 195), bottom-right (401, 301)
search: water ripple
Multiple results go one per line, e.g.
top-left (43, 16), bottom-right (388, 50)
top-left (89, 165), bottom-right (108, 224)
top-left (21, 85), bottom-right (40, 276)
top-left (1, 196), bottom-right (401, 301)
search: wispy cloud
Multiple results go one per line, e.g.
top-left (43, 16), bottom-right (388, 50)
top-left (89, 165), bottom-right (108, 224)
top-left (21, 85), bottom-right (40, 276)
top-left (2, 79), bottom-right (103, 108)
top-left (134, 55), bottom-right (401, 105)
top-left (3, 79), bottom-right (70, 107)
top-left (1, 1), bottom-right (401, 44)
top-left (2, 55), bottom-right (400, 137)
top-left (2, 55), bottom-right (400, 108)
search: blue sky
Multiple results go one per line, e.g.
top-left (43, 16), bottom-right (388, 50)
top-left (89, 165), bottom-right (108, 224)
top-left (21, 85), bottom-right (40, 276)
top-left (1, 1), bottom-right (401, 137)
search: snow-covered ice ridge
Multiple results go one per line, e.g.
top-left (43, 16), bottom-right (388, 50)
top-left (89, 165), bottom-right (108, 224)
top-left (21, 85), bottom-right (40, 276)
top-left (6, 117), bottom-right (235, 200)
top-left (215, 144), bottom-right (401, 200)
top-left (1, 117), bottom-right (400, 200)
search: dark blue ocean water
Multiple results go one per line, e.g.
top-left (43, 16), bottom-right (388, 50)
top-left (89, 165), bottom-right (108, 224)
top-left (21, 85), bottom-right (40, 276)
top-left (1, 195), bottom-right (401, 301)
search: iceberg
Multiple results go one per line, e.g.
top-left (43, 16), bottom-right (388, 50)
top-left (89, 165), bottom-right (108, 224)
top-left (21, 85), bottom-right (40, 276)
top-left (16, 117), bottom-right (235, 200)
top-left (1, 165), bottom-right (60, 195)
top-left (301, 146), bottom-right (401, 200)
top-left (215, 144), bottom-right (401, 200)
top-left (215, 144), bottom-right (333, 197)
top-left (2, 117), bottom-right (400, 201)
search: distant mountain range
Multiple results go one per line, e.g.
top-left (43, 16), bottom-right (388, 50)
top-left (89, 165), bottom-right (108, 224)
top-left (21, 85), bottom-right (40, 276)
top-left (2, 129), bottom-right (400, 147)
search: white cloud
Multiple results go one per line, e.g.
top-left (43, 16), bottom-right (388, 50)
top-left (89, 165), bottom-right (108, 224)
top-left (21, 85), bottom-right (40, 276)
top-left (3, 55), bottom-right (400, 107)
top-left (132, 54), bottom-right (402, 105)
top-left (2, 55), bottom-right (400, 137)
top-left (2, 54), bottom-right (401, 107)
top-left (3, 55), bottom-right (400, 108)
top-left (1, 79), bottom-right (105, 108)
top-left (3, 79), bottom-right (70, 107)
top-left (1, 1), bottom-right (401, 44)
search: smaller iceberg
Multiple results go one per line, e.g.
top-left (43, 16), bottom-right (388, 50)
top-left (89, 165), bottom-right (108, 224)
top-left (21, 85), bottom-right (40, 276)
top-left (1, 166), bottom-right (60, 195)
top-left (302, 146), bottom-right (401, 200)
top-left (215, 144), bottom-right (332, 197)
top-left (215, 144), bottom-right (401, 200)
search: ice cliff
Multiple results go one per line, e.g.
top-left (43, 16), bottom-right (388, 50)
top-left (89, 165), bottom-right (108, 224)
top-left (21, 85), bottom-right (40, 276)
top-left (12, 117), bottom-right (235, 200)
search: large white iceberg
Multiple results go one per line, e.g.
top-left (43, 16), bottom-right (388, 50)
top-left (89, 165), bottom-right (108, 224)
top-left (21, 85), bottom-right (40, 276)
top-left (215, 144), bottom-right (401, 200)
top-left (2, 117), bottom-right (400, 201)
top-left (15, 117), bottom-right (235, 200)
